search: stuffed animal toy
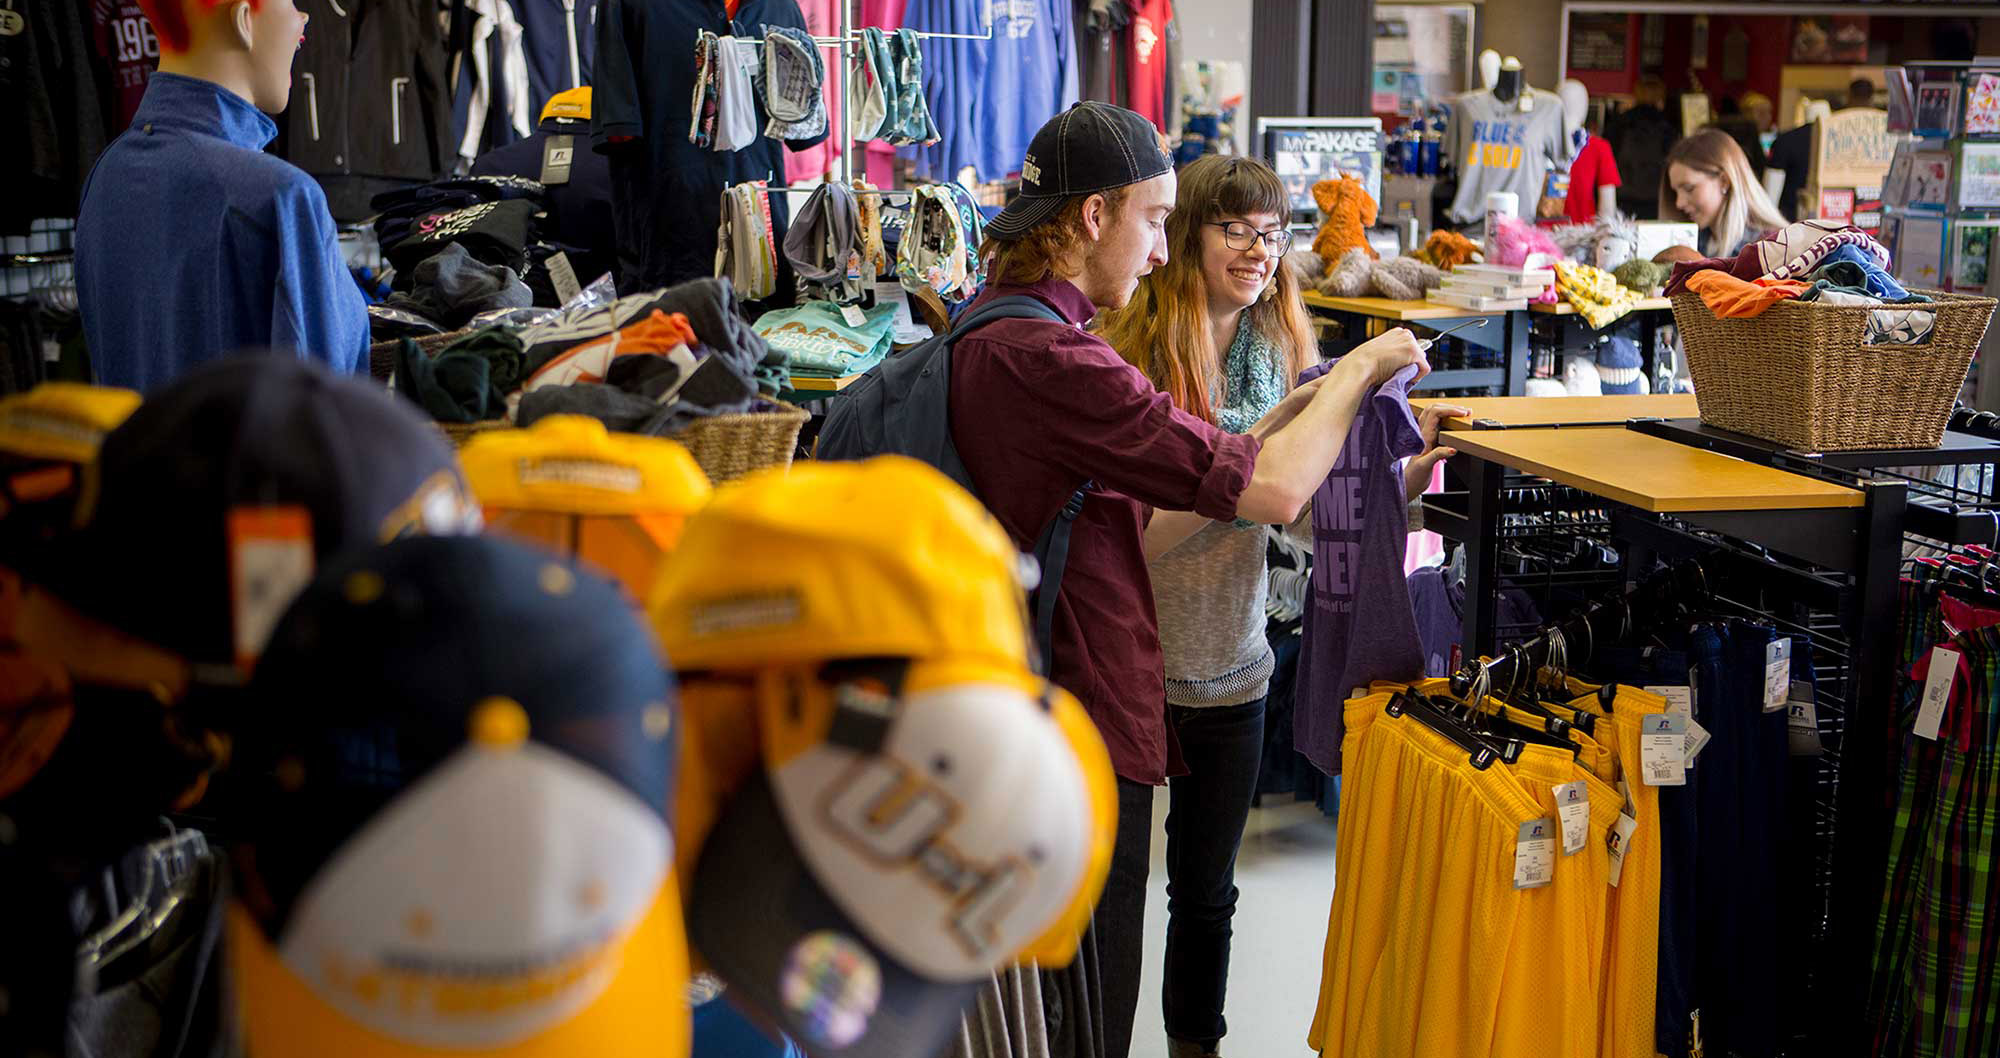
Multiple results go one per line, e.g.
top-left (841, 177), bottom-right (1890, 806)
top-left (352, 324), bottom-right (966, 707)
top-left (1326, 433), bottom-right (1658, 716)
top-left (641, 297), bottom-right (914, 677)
top-left (1411, 229), bottom-right (1481, 270)
top-left (1311, 175), bottom-right (1378, 261)
top-left (1612, 258), bottom-right (1670, 295)
top-left (1319, 248), bottom-right (1447, 301)
top-left (1286, 249), bottom-right (1328, 285)
top-left (1487, 214), bottom-right (1565, 303)
top-left (1547, 215), bottom-right (1639, 271)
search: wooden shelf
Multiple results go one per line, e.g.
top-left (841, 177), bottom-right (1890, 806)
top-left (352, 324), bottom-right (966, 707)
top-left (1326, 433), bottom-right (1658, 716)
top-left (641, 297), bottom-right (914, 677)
top-left (1301, 292), bottom-right (1506, 321)
top-left (1413, 394), bottom-right (1699, 430)
top-left (1445, 427), bottom-right (1865, 512)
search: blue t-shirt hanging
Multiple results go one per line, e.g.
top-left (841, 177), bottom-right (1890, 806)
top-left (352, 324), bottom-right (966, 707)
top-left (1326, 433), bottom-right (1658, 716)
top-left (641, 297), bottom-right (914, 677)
top-left (1292, 361), bottom-right (1428, 776)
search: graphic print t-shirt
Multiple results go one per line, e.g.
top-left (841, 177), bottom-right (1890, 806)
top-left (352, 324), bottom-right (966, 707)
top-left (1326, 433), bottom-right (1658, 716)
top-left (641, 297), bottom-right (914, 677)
top-left (1444, 90), bottom-right (1568, 224)
top-left (1292, 361), bottom-right (1427, 776)
top-left (92, 0), bottom-right (160, 131)
top-left (1125, 0), bottom-right (1172, 131)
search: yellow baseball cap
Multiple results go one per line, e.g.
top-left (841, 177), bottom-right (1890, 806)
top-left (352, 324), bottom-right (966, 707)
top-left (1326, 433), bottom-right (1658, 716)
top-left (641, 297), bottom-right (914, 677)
top-left (540, 86), bottom-right (592, 124)
top-left (0, 382), bottom-right (142, 465)
top-left (461, 415), bottom-right (711, 601)
top-left (648, 456), bottom-right (1032, 672)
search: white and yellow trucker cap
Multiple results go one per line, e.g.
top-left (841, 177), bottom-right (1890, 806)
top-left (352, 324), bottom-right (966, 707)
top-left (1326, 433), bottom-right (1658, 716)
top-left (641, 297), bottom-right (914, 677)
top-left (686, 655), bottom-right (1114, 1058)
top-left (230, 535), bottom-right (689, 1058)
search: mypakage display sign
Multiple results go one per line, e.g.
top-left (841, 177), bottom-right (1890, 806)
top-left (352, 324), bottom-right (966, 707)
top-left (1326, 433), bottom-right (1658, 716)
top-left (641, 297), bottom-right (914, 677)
top-left (1259, 118), bottom-right (1384, 218)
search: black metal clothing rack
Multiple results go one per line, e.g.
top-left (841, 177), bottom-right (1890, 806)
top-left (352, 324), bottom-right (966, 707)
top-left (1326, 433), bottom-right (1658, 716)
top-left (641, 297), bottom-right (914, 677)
top-left (1424, 414), bottom-right (2000, 1054)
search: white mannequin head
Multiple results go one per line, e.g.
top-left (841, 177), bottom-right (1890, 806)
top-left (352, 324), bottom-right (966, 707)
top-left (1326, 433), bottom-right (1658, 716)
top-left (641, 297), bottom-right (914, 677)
top-left (1478, 49), bottom-right (1501, 91)
top-left (1559, 79), bottom-right (1589, 138)
top-left (140, 0), bottom-right (307, 114)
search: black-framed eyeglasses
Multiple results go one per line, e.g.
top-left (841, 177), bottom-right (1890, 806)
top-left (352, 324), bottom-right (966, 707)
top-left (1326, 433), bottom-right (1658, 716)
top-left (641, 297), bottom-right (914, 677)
top-left (1208, 221), bottom-right (1293, 255)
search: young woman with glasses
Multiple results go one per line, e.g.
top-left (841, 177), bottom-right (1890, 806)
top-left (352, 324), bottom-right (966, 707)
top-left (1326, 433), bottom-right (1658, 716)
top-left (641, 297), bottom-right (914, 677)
top-left (1097, 155), bottom-right (1460, 1058)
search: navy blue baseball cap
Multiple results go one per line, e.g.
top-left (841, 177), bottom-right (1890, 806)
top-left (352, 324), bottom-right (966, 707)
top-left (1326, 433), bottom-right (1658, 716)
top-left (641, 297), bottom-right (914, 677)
top-left (231, 534), bottom-right (690, 1058)
top-left (986, 102), bottom-right (1172, 239)
top-left (25, 355), bottom-right (480, 668)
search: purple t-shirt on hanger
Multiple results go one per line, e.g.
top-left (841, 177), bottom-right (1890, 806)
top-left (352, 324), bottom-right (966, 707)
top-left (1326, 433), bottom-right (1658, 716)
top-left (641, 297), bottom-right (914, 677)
top-left (1293, 361), bottom-right (1428, 776)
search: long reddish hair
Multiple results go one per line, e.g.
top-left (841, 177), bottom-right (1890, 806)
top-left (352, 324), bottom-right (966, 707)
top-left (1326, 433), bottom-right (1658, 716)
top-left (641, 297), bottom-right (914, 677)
top-left (1098, 156), bottom-right (1314, 424)
top-left (139, 0), bottom-right (263, 55)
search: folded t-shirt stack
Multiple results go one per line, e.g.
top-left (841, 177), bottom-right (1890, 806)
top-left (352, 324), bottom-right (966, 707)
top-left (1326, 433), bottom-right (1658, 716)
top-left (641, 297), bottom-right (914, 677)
top-left (1666, 219), bottom-right (1935, 344)
top-left (751, 300), bottom-right (898, 379)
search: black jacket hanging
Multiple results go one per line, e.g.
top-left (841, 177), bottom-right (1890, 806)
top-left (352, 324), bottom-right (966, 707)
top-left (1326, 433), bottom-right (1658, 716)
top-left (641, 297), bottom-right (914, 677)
top-left (282, 0), bottom-right (456, 222)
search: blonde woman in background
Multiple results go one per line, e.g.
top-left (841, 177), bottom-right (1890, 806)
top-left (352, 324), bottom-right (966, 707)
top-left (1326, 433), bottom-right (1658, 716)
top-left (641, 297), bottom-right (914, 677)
top-left (1659, 128), bottom-right (1789, 258)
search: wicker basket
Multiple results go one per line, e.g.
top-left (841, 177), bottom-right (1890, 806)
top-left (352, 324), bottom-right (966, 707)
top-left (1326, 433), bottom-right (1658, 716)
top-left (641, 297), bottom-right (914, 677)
top-left (369, 329), bottom-right (473, 382)
top-left (1670, 290), bottom-right (1998, 451)
top-left (666, 402), bottom-right (811, 483)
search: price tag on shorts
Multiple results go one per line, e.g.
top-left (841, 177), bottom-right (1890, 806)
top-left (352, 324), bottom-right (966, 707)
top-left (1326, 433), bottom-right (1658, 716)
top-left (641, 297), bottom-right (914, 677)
top-left (1787, 680), bottom-right (1824, 757)
top-left (1514, 819), bottom-right (1556, 889)
top-left (1684, 718), bottom-right (1712, 766)
top-left (1553, 781), bottom-right (1590, 855)
top-left (1640, 713), bottom-right (1688, 786)
top-left (1763, 638), bottom-right (1793, 712)
top-left (1606, 813), bottom-right (1639, 887)
top-left (1915, 646), bottom-right (1958, 741)
top-left (1644, 686), bottom-right (1693, 717)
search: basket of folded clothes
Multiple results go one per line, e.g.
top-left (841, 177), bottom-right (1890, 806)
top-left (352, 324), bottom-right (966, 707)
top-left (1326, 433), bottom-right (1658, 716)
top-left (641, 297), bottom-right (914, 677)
top-left (389, 276), bottom-right (810, 480)
top-left (1666, 221), bottom-right (1998, 451)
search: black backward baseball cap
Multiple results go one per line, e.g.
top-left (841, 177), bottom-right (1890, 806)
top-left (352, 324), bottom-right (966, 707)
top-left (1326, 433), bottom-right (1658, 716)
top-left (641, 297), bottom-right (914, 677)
top-left (986, 102), bottom-right (1173, 239)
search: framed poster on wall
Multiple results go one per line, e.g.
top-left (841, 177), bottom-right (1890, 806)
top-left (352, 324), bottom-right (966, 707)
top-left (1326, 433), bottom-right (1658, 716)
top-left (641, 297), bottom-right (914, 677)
top-left (1567, 13), bottom-right (1628, 73)
top-left (1259, 118), bottom-right (1385, 219)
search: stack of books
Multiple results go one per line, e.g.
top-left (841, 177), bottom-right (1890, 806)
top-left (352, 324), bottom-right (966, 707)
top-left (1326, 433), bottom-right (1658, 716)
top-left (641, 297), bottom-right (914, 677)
top-left (1428, 264), bottom-right (1556, 311)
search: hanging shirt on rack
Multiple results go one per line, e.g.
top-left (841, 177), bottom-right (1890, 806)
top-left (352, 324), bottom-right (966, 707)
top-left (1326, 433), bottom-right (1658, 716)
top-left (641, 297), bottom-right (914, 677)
top-left (1291, 360), bottom-right (1427, 776)
top-left (455, 0), bottom-right (535, 166)
top-left (75, 73), bottom-right (370, 390)
top-left (3, 0), bottom-right (112, 234)
top-left (515, 0), bottom-right (598, 114)
top-left (901, 0), bottom-right (1078, 183)
top-left (1124, 0), bottom-right (1171, 132)
top-left (592, 0), bottom-right (826, 294)
top-left (88, 0), bottom-right (159, 133)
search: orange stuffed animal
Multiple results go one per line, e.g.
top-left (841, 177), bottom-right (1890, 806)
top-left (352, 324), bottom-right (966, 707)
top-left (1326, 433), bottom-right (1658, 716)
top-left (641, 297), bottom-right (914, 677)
top-left (1311, 174), bottom-right (1378, 261)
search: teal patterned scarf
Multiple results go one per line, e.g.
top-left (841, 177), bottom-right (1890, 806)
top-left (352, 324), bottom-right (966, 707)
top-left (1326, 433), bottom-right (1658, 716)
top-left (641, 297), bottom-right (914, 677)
top-left (1211, 312), bottom-right (1290, 435)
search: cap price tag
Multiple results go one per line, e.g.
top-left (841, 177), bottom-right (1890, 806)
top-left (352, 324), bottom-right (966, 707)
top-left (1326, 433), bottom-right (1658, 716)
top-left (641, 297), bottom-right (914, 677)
top-left (1514, 819), bottom-right (1556, 889)
top-left (1553, 780), bottom-right (1590, 855)
top-left (1640, 713), bottom-right (1688, 786)
top-left (1915, 646), bottom-right (1958, 741)
top-left (1684, 717), bottom-right (1712, 766)
top-left (1644, 685), bottom-right (1694, 717)
top-left (1606, 812), bottom-right (1639, 887)
top-left (1787, 680), bottom-right (1824, 757)
top-left (538, 134), bottom-right (575, 185)
top-left (227, 505), bottom-right (315, 670)
top-left (1763, 638), bottom-right (1793, 713)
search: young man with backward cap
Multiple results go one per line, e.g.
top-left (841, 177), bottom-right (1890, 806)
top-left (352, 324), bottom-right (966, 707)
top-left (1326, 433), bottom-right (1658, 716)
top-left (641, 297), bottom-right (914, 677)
top-left (944, 100), bottom-right (1430, 1058)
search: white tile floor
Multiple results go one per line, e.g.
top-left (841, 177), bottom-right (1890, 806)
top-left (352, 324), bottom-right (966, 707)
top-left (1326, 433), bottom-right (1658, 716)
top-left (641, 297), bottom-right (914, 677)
top-left (1128, 787), bottom-right (1338, 1058)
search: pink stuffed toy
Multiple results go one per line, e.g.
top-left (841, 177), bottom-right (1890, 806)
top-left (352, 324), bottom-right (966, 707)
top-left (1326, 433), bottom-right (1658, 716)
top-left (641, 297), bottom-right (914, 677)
top-left (1486, 214), bottom-right (1564, 303)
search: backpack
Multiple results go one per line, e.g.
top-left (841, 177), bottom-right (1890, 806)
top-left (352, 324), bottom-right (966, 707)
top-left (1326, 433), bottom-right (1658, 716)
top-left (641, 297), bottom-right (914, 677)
top-left (816, 295), bottom-right (1092, 676)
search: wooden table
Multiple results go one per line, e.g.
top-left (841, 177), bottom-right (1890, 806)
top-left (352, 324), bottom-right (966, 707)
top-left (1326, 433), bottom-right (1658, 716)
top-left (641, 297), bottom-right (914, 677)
top-left (785, 374), bottom-right (863, 393)
top-left (1301, 292), bottom-right (1504, 321)
top-left (1528, 296), bottom-right (1673, 315)
top-left (1300, 292), bottom-right (1527, 395)
top-left (1411, 394), bottom-right (1700, 430)
top-left (1444, 428), bottom-right (1863, 513)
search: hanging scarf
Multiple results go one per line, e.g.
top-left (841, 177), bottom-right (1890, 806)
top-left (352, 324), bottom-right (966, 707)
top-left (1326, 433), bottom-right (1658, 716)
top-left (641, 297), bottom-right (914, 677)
top-left (896, 185), bottom-right (967, 299)
top-left (784, 181), bottom-right (864, 302)
top-left (851, 28), bottom-right (892, 141)
top-left (884, 29), bottom-right (939, 147)
top-left (689, 31), bottom-right (720, 147)
top-left (1212, 313), bottom-right (1290, 435)
top-left (715, 182), bottom-right (777, 301)
top-left (763, 26), bottom-right (828, 141)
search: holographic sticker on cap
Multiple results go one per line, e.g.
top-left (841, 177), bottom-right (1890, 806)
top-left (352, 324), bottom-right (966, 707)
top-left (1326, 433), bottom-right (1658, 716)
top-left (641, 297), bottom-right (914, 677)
top-left (780, 931), bottom-right (881, 1048)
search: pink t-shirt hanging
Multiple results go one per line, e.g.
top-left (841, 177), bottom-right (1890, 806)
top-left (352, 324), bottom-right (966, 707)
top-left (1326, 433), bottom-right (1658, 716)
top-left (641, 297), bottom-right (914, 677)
top-left (784, 0), bottom-right (847, 181)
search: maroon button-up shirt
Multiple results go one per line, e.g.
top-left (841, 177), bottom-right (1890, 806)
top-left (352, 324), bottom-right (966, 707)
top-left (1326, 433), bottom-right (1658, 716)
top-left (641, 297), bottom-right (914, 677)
top-left (949, 278), bottom-right (1262, 783)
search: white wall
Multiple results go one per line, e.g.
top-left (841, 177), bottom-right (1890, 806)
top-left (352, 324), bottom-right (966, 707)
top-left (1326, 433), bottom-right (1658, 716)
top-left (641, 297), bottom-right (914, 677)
top-left (1171, 0), bottom-right (1255, 149)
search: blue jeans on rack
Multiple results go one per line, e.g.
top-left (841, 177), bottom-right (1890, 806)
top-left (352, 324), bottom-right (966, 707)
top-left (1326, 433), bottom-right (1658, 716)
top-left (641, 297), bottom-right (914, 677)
top-left (1162, 699), bottom-right (1267, 1052)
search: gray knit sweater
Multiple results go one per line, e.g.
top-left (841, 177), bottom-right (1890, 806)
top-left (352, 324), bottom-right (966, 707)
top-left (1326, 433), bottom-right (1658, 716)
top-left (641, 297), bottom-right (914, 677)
top-left (1150, 315), bottom-right (1286, 708)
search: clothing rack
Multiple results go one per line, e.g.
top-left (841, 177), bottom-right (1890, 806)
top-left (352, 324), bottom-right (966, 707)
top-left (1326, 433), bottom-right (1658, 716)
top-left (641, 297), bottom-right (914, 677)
top-left (1446, 558), bottom-right (1695, 698)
